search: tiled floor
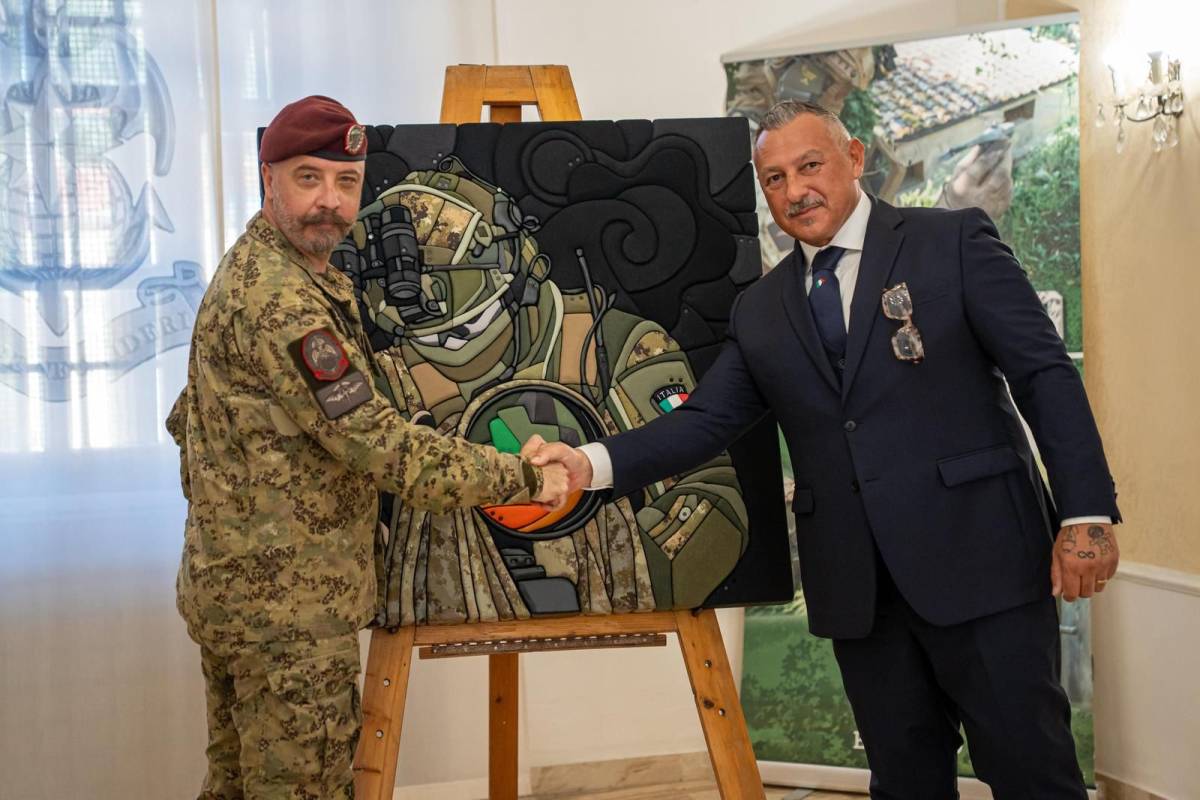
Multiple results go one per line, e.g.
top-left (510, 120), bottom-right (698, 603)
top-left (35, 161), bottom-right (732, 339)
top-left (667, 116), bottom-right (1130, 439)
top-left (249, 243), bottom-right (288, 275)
top-left (523, 784), bottom-right (859, 800)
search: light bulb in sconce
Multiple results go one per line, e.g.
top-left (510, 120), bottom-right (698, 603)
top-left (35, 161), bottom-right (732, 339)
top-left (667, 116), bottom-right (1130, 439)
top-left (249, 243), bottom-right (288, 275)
top-left (1106, 60), bottom-right (1127, 98)
top-left (1101, 46), bottom-right (1185, 155)
top-left (1148, 51), bottom-right (1165, 84)
top-left (1168, 59), bottom-right (1184, 114)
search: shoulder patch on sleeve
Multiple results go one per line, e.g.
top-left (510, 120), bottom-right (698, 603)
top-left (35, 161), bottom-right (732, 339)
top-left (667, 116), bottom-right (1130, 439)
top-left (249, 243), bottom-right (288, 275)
top-left (287, 329), bottom-right (373, 418)
top-left (315, 371), bottom-right (373, 419)
top-left (294, 328), bottom-right (350, 381)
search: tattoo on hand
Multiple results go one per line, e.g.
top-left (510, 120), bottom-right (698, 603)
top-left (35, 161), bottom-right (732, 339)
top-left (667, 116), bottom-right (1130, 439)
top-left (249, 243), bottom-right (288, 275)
top-left (1088, 525), bottom-right (1114, 556)
top-left (1076, 551), bottom-right (1096, 559)
top-left (1060, 529), bottom-right (1077, 554)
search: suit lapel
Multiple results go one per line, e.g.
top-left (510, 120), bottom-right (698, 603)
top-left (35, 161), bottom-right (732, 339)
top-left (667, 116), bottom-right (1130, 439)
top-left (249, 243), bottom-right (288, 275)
top-left (780, 245), bottom-right (841, 393)
top-left (842, 198), bottom-right (905, 400)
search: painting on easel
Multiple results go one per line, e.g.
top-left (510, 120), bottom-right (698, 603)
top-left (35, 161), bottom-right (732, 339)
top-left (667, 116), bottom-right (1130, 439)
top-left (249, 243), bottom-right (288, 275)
top-left (327, 118), bottom-right (790, 626)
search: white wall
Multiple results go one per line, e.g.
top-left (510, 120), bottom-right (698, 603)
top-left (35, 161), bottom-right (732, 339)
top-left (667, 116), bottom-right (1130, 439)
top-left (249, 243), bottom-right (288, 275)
top-left (1091, 565), bottom-right (1200, 798)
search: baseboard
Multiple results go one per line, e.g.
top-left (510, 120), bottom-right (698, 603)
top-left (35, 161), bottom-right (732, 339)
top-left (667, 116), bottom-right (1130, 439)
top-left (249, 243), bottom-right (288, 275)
top-left (759, 762), bottom-right (1004, 799)
top-left (392, 774), bottom-right (532, 799)
top-left (1111, 560), bottom-right (1200, 598)
top-left (757, 762), bottom-right (869, 794)
top-left (530, 751), bottom-right (713, 794)
top-left (758, 761), bottom-right (1099, 798)
top-left (389, 752), bottom-right (1120, 798)
top-left (390, 753), bottom-right (711, 798)
top-left (1095, 772), bottom-right (1172, 800)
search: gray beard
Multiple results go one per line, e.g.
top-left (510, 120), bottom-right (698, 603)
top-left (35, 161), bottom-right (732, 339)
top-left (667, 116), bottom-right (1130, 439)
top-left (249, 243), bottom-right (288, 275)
top-left (270, 194), bottom-right (350, 259)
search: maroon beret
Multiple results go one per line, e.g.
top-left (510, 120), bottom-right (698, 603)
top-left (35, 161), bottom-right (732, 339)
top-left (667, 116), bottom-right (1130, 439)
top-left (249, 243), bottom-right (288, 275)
top-left (259, 95), bottom-right (367, 164)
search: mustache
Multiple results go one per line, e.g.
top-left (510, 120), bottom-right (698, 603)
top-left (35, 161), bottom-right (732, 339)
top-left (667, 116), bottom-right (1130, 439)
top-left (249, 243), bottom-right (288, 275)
top-left (786, 196), bottom-right (824, 217)
top-left (300, 210), bottom-right (353, 228)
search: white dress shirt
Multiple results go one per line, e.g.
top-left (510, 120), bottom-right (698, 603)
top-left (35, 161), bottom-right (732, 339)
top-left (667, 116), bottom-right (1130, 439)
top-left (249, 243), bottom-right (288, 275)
top-left (797, 188), bottom-right (873, 332)
top-left (576, 191), bottom-right (1108, 527)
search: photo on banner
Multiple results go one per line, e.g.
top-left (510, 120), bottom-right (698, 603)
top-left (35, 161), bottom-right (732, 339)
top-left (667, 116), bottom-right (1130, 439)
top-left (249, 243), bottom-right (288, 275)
top-left (268, 118), bottom-right (794, 626)
top-left (726, 20), bottom-right (1094, 783)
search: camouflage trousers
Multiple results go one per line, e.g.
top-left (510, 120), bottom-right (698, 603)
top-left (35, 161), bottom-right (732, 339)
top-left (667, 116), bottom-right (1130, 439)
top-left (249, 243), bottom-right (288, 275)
top-left (196, 631), bottom-right (361, 800)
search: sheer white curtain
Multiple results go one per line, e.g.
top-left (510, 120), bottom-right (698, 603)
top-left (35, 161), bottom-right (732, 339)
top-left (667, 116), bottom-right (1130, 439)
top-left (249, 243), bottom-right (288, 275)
top-left (0, 2), bottom-right (495, 797)
top-left (0, 1), bottom-right (220, 798)
top-left (216, 0), bottom-right (496, 249)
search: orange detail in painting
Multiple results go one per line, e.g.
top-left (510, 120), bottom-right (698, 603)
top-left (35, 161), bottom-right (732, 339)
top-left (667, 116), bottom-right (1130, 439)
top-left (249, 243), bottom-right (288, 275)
top-left (482, 490), bottom-right (585, 533)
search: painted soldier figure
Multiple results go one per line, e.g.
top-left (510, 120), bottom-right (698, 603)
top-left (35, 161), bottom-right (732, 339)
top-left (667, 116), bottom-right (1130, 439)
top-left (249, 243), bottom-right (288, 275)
top-left (332, 159), bottom-right (749, 626)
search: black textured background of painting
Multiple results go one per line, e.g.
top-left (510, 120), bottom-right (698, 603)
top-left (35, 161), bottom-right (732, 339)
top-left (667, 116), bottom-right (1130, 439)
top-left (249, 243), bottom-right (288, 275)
top-left (262, 118), bottom-right (793, 607)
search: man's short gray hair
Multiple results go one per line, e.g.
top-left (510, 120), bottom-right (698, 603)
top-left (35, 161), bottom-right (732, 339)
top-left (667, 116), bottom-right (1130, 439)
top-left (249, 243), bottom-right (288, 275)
top-left (758, 100), bottom-right (852, 144)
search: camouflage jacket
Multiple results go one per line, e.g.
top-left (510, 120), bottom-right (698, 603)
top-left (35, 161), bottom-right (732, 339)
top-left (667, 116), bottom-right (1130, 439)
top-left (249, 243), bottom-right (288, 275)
top-left (167, 213), bottom-right (540, 643)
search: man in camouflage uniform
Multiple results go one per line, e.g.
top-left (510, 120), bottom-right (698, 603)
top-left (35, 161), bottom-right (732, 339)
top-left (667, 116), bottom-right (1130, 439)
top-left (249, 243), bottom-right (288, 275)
top-left (166, 96), bottom-right (567, 800)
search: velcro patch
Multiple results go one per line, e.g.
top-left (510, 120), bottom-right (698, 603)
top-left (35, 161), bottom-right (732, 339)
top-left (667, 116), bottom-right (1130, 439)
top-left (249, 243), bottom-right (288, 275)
top-left (288, 329), bottom-right (371, 418)
top-left (315, 370), bottom-right (372, 419)
top-left (297, 328), bottom-right (349, 382)
top-left (651, 384), bottom-right (689, 414)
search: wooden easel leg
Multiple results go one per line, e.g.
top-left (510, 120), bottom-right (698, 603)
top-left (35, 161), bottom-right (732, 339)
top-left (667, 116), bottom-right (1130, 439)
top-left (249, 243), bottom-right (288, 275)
top-left (354, 626), bottom-right (417, 800)
top-left (674, 609), bottom-right (766, 800)
top-left (488, 652), bottom-right (520, 800)
top-left (488, 105), bottom-right (522, 124)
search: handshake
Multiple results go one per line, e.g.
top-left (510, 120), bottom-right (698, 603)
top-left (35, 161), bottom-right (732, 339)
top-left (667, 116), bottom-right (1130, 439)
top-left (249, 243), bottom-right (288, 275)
top-left (522, 434), bottom-right (594, 510)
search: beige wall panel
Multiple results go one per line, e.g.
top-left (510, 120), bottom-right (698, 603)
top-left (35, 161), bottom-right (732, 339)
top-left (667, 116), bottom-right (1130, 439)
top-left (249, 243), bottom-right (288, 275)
top-left (1077, 0), bottom-right (1200, 574)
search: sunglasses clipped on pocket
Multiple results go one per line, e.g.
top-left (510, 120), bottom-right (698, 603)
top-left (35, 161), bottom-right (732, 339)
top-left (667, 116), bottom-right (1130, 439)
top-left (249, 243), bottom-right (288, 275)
top-left (881, 283), bottom-right (924, 363)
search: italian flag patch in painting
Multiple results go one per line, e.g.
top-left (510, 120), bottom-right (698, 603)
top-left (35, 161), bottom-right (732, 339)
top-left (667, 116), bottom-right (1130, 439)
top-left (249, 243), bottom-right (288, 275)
top-left (651, 384), bottom-right (689, 413)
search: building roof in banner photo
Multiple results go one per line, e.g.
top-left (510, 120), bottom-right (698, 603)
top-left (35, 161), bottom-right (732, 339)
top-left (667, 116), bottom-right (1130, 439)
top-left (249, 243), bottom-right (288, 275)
top-left (871, 27), bottom-right (1077, 143)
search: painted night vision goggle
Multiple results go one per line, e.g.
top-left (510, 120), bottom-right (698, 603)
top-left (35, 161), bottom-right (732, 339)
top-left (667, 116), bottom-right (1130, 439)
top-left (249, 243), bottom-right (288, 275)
top-left (334, 159), bottom-right (550, 345)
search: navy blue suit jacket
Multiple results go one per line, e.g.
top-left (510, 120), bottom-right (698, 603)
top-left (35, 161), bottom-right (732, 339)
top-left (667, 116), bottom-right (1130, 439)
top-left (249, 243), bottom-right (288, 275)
top-left (604, 198), bottom-right (1119, 639)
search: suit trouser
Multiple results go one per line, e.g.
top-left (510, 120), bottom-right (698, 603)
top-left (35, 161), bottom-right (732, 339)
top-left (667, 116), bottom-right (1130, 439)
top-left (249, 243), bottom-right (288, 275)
top-left (196, 632), bottom-right (361, 800)
top-left (832, 563), bottom-right (1086, 800)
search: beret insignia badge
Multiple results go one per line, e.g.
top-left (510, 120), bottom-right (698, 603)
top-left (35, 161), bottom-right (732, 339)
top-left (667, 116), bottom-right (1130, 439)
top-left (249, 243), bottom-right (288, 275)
top-left (344, 124), bottom-right (366, 156)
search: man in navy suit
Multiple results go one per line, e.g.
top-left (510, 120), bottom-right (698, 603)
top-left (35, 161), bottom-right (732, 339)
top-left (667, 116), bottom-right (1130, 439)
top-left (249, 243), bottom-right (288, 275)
top-left (532, 100), bottom-right (1120, 798)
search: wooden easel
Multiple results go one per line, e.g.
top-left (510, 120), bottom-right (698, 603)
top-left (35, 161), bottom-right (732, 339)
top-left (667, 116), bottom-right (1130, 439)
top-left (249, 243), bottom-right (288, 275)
top-left (353, 65), bottom-right (766, 800)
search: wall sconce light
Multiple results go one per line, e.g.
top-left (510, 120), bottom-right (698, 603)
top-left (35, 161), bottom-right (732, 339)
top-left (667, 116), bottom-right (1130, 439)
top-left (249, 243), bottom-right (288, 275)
top-left (1097, 51), bottom-right (1184, 153)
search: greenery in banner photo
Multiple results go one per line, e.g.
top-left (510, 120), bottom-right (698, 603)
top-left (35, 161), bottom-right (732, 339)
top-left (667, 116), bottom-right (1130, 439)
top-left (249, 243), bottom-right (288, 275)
top-left (840, 88), bottom-right (879, 149)
top-left (997, 119), bottom-right (1083, 354)
top-left (896, 118), bottom-right (1083, 355)
top-left (742, 604), bottom-right (868, 769)
top-left (741, 605), bottom-right (1095, 783)
top-left (1031, 22), bottom-right (1079, 46)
